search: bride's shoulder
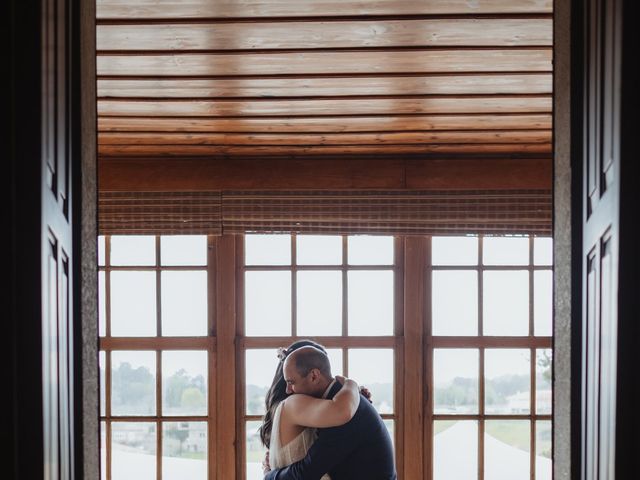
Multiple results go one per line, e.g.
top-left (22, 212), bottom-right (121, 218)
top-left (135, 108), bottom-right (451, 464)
top-left (281, 394), bottom-right (316, 413)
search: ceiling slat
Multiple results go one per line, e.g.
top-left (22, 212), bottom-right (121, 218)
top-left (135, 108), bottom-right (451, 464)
top-left (98, 96), bottom-right (551, 117)
top-left (98, 130), bottom-right (552, 146)
top-left (96, 0), bottom-right (552, 20)
top-left (97, 49), bottom-right (552, 76)
top-left (97, 19), bottom-right (551, 51)
top-left (98, 114), bottom-right (553, 133)
top-left (98, 143), bottom-right (552, 156)
top-left (97, 74), bottom-right (552, 98)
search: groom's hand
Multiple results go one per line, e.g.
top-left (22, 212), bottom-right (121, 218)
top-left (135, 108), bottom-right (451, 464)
top-left (262, 451), bottom-right (271, 474)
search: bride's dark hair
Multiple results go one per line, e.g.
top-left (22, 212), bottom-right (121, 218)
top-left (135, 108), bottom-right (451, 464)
top-left (258, 339), bottom-right (328, 448)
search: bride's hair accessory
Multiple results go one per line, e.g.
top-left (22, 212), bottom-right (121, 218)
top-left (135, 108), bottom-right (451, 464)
top-left (276, 347), bottom-right (289, 361)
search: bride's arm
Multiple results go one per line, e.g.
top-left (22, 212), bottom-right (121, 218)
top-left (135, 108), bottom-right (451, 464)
top-left (283, 378), bottom-right (360, 429)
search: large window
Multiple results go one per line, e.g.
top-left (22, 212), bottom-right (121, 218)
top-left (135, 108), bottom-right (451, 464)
top-left (99, 235), bottom-right (213, 480)
top-left (99, 233), bottom-right (552, 480)
top-left (429, 236), bottom-right (552, 480)
top-left (240, 234), bottom-right (400, 478)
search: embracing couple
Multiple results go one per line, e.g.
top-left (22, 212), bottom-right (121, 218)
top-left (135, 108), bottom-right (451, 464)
top-left (259, 340), bottom-right (397, 480)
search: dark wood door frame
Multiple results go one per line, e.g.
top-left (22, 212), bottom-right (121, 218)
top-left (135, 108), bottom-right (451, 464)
top-left (8, 0), bottom-right (97, 479)
top-left (558, 1), bottom-right (640, 480)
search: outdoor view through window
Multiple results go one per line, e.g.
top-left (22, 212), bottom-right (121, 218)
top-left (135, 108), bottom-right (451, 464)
top-left (98, 234), bottom-right (552, 480)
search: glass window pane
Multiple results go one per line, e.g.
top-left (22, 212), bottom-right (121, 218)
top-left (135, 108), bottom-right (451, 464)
top-left (100, 351), bottom-right (106, 417)
top-left (326, 349), bottom-right (343, 377)
top-left (534, 237), bottom-right (553, 266)
top-left (536, 421), bottom-right (553, 480)
top-left (485, 420), bottom-right (530, 480)
top-left (348, 236), bottom-right (394, 265)
top-left (432, 236), bottom-right (478, 266)
top-left (161, 235), bottom-right (207, 266)
top-left (245, 271), bottom-right (291, 336)
top-left (348, 270), bottom-right (393, 336)
top-left (246, 420), bottom-right (267, 480)
top-left (485, 349), bottom-right (530, 415)
top-left (161, 271), bottom-right (208, 336)
top-left (534, 270), bottom-right (553, 336)
top-left (111, 422), bottom-right (156, 480)
top-left (536, 349), bottom-right (552, 414)
top-left (483, 236), bottom-right (529, 265)
top-left (98, 236), bottom-right (106, 266)
top-left (99, 271), bottom-right (106, 337)
top-left (162, 351), bottom-right (208, 416)
top-left (434, 349), bottom-right (479, 414)
top-left (245, 234), bottom-right (291, 266)
top-left (163, 422), bottom-right (207, 480)
top-left (111, 271), bottom-right (157, 337)
top-left (101, 421), bottom-right (107, 480)
top-left (434, 420), bottom-right (478, 480)
top-left (296, 235), bottom-right (342, 265)
top-left (111, 235), bottom-right (156, 266)
top-left (348, 349), bottom-right (394, 413)
top-left (297, 271), bottom-right (342, 336)
top-left (111, 351), bottom-right (156, 416)
top-left (245, 349), bottom-right (280, 415)
top-left (432, 271), bottom-right (478, 336)
top-left (483, 271), bottom-right (529, 336)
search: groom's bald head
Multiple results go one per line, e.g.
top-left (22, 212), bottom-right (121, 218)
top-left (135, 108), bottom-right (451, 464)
top-left (288, 346), bottom-right (332, 378)
top-left (283, 346), bottom-right (333, 396)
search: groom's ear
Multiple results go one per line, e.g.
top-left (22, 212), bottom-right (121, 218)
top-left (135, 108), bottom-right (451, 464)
top-left (310, 368), bottom-right (322, 383)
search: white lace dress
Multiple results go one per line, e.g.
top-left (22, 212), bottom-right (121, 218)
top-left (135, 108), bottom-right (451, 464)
top-left (269, 401), bottom-right (331, 480)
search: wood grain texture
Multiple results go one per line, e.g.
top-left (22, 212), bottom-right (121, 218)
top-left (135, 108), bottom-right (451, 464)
top-left (96, 0), bottom-right (552, 20)
top-left (97, 49), bottom-right (552, 76)
top-left (98, 114), bottom-right (553, 133)
top-left (98, 143), bottom-right (552, 156)
top-left (98, 96), bottom-right (551, 116)
top-left (97, 19), bottom-right (552, 51)
top-left (97, 74), bottom-right (552, 98)
top-left (98, 130), bottom-right (552, 145)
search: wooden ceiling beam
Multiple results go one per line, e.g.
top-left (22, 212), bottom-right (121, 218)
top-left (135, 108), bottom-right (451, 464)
top-left (98, 156), bottom-right (552, 191)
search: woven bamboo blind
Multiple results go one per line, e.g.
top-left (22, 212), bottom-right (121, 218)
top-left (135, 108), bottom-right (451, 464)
top-left (99, 189), bottom-right (551, 236)
top-left (99, 191), bottom-right (222, 235)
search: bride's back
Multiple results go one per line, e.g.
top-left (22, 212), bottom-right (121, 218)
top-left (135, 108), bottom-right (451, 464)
top-left (269, 401), bottom-right (317, 469)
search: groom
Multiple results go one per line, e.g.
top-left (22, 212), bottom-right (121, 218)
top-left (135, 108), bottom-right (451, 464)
top-left (263, 345), bottom-right (397, 479)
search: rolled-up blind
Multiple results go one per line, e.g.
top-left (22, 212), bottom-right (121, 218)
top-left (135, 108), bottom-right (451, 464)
top-left (99, 189), bottom-right (551, 236)
top-left (99, 191), bottom-right (222, 235)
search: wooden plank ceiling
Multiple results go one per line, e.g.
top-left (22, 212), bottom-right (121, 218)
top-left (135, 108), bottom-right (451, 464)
top-left (96, 0), bottom-right (553, 159)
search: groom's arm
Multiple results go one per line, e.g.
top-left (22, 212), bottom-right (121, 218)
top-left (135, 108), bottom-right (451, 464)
top-left (264, 427), bottom-right (355, 480)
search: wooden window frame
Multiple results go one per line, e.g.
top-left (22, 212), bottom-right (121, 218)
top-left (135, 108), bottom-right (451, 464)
top-left (99, 235), bottom-right (218, 480)
top-left (234, 234), bottom-right (405, 480)
top-left (424, 236), bottom-right (553, 480)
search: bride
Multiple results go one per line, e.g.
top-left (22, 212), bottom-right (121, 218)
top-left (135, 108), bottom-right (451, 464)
top-left (258, 340), bottom-right (365, 479)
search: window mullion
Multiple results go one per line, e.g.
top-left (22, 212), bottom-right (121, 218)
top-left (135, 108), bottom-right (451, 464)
top-left (403, 236), bottom-right (427, 479)
top-left (215, 235), bottom-right (238, 480)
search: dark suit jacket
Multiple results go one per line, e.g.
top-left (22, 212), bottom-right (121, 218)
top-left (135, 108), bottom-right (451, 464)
top-left (264, 382), bottom-right (397, 480)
